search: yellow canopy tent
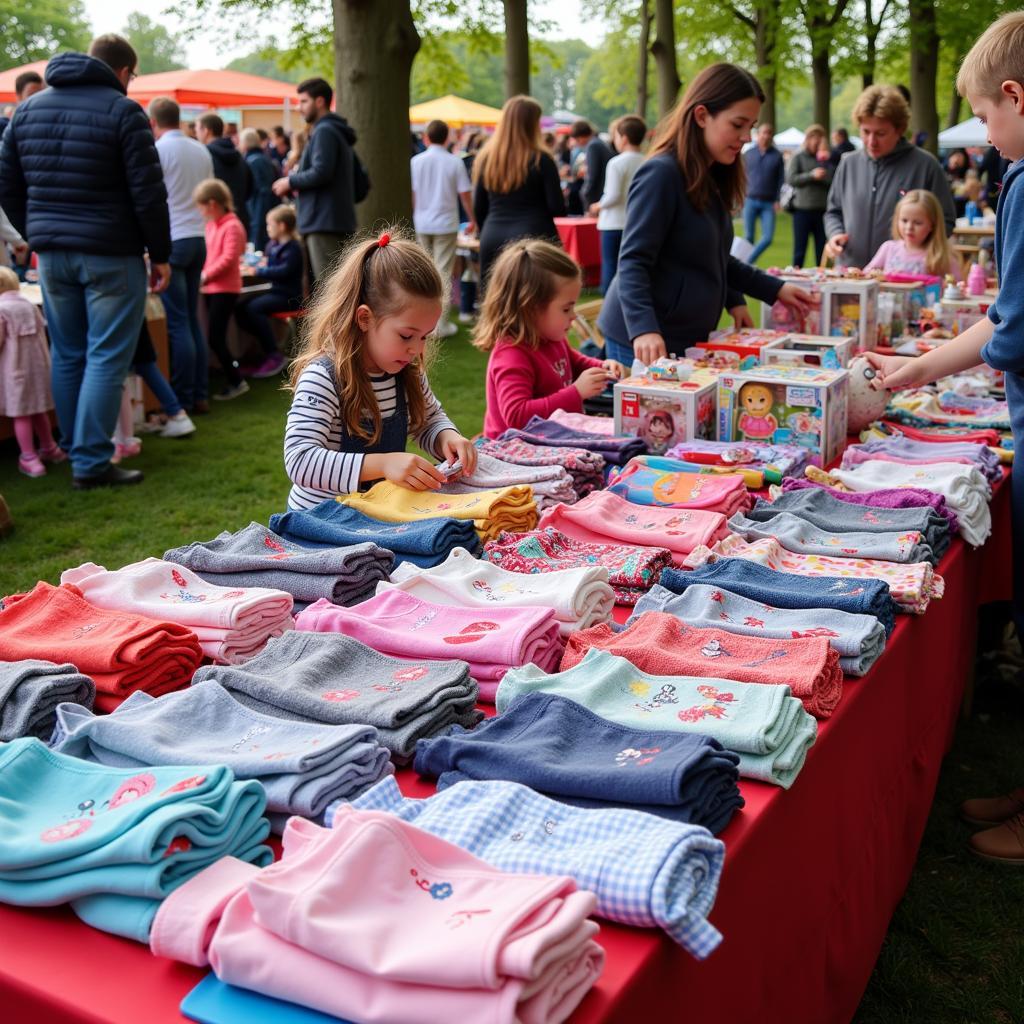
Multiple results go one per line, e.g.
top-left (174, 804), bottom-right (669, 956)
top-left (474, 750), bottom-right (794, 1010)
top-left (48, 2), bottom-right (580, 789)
top-left (409, 94), bottom-right (502, 128)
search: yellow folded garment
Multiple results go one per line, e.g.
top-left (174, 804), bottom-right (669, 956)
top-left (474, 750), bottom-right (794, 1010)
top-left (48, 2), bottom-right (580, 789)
top-left (338, 482), bottom-right (538, 542)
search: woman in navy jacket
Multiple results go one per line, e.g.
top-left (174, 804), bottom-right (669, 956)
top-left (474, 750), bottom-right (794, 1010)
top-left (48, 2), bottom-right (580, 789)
top-left (598, 64), bottom-right (813, 366)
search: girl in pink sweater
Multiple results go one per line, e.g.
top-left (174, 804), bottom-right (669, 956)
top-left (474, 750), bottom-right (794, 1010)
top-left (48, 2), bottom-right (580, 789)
top-left (194, 178), bottom-right (249, 401)
top-left (474, 239), bottom-right (625, 438)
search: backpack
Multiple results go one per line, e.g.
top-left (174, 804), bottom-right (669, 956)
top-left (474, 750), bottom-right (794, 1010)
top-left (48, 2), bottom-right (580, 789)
top-left (352, 149), bottom-right (371, 204)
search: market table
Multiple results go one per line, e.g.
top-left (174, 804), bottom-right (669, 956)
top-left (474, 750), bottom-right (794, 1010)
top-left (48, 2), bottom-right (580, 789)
top-left (555, 216), bottom-right (601, 287)
top-left (0, 475), bottom-right (1011, 1024)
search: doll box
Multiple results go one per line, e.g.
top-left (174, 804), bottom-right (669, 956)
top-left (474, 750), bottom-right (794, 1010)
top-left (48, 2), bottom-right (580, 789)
top-left (614, 373), bottom-right (719, 455)
top-left (760, 276), bottom-right (879, 352)
top-left (877, 278), bottom-right (942, 343)
top-left (716, 364), bottom-right (849, 467)
top-left (697, 328), bottom-right (791, 361)
top-left (760, 275), bottom-right (826, 336)
top-left (759, 334), bottom-right (856, 369)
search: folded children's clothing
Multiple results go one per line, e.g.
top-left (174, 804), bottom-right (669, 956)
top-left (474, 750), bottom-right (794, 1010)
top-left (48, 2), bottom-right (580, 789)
top-left (607, 456), bottom-right (751, 516)
top-left (497, 649), bottom-right (817, 788)
top-left (0, 582), bottom-right (202, 712)
top-left (0, 660), bottom-right (95, 741)
top-left (632, 584), bottom-right (886, 677)
top-left (414, 691), bottom-right (743, 833)
top-left (164, 523), bottom-right (393, 610)
top-left (548, 408), bottom-right (618, 435)
top-left (665, 439), bottom-right (810, 482)
top-left (150, 812), bottom-right (603, 1024)
top-left (659, 558), bottom-right (898, 636)
top-left (686, 536), bottom-right (944, 615)
top-left (295, 589), bottom-right (562, 702)
top-left (339, 482), bottom-right (538, 543)
top-left (876, 419), bottom-right (1003, 448)
top-left (382, 546), bottom-right (614, 636)
top-left (270, 500), bottom-right (482, 568)
top-left (843, 437), bottom-right (1003, 483)
top-left (888, 389), bottom-right (1011, 431)
top-left (477, 437), bottom-right (605, 497)
top-left (346, 774), bottom-right (725, 959)
top-left (567, 611), bottom-right (842, 717)
top-left (484, 527), bottom-right (672, 605)
top-left (500, 415), bottom-right (647, 466)
top-left (727, 510), bottom-right (936, 566)
top-left (196, 631), bottom-right (482, 761)
top-left (439, 451), bottom-right (578, 510)
top-left (50, 683), bottom-right (392, 825)
top-left (0, 738), bottom-right (271, 942)
top-left (60, 559), bottom-right (295, 665)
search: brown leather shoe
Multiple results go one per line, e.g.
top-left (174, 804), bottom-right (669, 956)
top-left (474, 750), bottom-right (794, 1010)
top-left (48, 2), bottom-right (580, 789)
top-left (969, 813), bottom-right (1024, 865)
top-left (960, 788), bottom-right (1024, 826)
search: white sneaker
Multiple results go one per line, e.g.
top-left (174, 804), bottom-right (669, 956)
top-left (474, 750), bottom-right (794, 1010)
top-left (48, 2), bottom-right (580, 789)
top-left (160, 412), bottom-right (197, 438)
top-left (457, 312), bottom-right (475, 324)
top-left (436, 318), bottom-right (458, 338)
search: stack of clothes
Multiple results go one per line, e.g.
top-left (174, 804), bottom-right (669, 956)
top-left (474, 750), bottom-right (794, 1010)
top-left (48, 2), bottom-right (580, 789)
top-left (548, 409), bottom-right (618, 434)
top-left (415, 691), bottom-right (743, 833)
top-left (887, 389), bottom-right (1011, 432)
top-left (438, 450), bottom-right (576, 510)
top-left (0, 660), bottom-right (95, 741)
top-left (478, 437), bottom-right (605, 498)
top-left (498, 414), bottom-right (647, 466)
top-left (484, 527), bottom-right (672, 605)
top-left (607, 456), bottom-right (751, 516)
top-left (380, 546), bottom-right (615, 636)
top-left (270, 500), bottom-right (482, 568)
top-left (165, 523), bottom-right (393, 611)
top-left (295, 589), bottom-right (562, 702)
top-left (666, 439), bottom-right (810, 486)
top-left (339, 482), bottom-right (537, 543)
top-left (0, 582), bottom-right (203, 711)
top-left (150, 811), bottom-right (604, 1024)
top-left (842, 436), bottom-right (1003, 484)
top-left (0, 738), bottom-right (271, 942)
top-left (869, 420), bottom-right (1006, 450)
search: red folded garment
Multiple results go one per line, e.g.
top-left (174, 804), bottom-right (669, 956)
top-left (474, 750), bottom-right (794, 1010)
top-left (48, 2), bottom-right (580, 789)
top-left (879, 420), bottom-right (1002, 446)
top-left (562, 611), bottom-right (843, 718)
top-left (0, 582), bottom-right (203, 711)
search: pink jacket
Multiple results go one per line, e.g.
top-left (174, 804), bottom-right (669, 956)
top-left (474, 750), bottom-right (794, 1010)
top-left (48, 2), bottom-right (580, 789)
top-left (202, 211), bottom-right (246, 293)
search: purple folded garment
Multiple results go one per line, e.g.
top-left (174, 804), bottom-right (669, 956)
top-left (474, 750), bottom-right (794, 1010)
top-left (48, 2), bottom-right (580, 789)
top-left (780, 477), bottom-right (960, 534)
top-left (499, 415), bottom-right (647, 466)
top-left (848, 437), bottom-right (1003, 483)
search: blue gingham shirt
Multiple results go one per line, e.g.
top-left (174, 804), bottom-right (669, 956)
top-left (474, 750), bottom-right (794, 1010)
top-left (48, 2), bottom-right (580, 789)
top-left (338, 775), bottom-right (725, 959)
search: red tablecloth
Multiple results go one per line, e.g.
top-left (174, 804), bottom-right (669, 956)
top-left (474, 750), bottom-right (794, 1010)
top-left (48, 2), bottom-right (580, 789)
top-left (0, 477), bottom-right (1011, 1024)
top-left (555, 216), bottom-right (601, 286)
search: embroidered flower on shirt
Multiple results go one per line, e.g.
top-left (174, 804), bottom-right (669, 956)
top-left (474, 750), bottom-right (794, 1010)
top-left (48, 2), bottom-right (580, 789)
top-left (791, 627), bottom-right (839, 639)
top-left (162, 775), bottom-right (208, 794)
top-left (171, 569), bottom-right (189, 588)
top-left (744, 616), bottom-right (765, 628)
top-left (393, 666), bottom-right (428, 682)
top-left (322, 689), bottom-right (360, 702)
top-left (108, 773), bottom-right (157, 809)
top-left (40, 819), bottom-right (92, 843)
top-left (410, 868), bottom-right (453, 900)
top-left (678, 685), bottom-right (736, 723)
top-left (615, 746), bottom-right (662, 767)
top-left (701, 639), bottom-right (729, 659)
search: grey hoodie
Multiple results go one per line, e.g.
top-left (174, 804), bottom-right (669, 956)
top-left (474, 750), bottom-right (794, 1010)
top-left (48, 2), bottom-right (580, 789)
top-left (823, 138), bottom-right (956, 269)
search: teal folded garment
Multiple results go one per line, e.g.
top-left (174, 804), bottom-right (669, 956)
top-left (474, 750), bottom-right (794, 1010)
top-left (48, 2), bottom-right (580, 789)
top-left (497, 649), bottom-right (817, 788)
top-left (0, 738), bottom-right (271, 941)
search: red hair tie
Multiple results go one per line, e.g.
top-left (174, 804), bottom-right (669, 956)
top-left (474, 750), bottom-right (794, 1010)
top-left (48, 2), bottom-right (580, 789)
top-left (377, 232), bottom-right (391, 248)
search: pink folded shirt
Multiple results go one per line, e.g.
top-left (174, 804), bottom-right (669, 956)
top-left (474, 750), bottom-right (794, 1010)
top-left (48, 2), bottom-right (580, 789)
top-left (150, 811), bottom-right (603, 1024)
top-left (295, 589), bottom-right (563, 701)
top-left (840, 449), bottom-right (979, 473)
top-left (539, 491), bottom-right (729, 565)
top-left (548, 409), bottom-right (619, 436)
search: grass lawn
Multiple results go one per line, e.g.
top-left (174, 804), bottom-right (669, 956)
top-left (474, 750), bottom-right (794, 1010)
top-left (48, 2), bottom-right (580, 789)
top-left (2, 215), bottom-right (1022, 1020)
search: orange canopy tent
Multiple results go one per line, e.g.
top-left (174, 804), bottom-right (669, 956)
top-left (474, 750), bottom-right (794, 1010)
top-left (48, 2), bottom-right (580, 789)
top-left (127, 69), bottom-right (299, 108)
top-left (0, 60), bottom-right (49, 104)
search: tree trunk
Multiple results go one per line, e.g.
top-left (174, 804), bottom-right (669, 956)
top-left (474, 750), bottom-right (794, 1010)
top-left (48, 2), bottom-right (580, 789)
top-left (947, 82), bottom-right (963, 128)
top-left (811, 48), bottom-right (831, 136)
top-left (651, 0), bottom-right (681, 120)
top-left (636, 0), bottom-right (651, 120)
top-left (333, 0), bottom-right (421, 228)
top-left (754, 6), bottom-right (777, 129)
top-left (909, 0), bottom-right (939, 154)
top-left (863, 31), bottom-right (877, 89)
top-left (503, 0), bottom-right (530, 99)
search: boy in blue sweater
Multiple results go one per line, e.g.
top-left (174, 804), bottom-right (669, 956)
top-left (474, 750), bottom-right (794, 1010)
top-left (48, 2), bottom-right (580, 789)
top-left (868, 11), bottom-right (1024, 864)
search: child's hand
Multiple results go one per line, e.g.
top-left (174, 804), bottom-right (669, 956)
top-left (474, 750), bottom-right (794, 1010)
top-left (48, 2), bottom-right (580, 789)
top-left (575, 366), bottom-right (612, 399)
top-left (861, 352), bottom-right (927, 391)
top-left (440, 430), bottom-right (478, 476)
top-left (601, 359), bottom-right (626, 380)
top-left (378, 452), bottom-right (447, 491)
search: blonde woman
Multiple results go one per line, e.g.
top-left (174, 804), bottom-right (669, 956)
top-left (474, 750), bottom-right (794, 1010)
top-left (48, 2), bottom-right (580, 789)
top-left (785, 123), bottom-right (831, 267)
top-left (472, 96), bottom-right (565, 284)
top-left (284, 127), bottom-right (307, 176)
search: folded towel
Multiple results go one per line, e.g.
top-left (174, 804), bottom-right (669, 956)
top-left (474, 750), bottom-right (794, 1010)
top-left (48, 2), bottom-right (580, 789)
top-left (497, 649), bottom-right (817, 788)
top-left (477, 437), bottom-right (605, 497)
top-left (844, 437), bottom-right (1002, 483)
top-left (608, 456), bottom-right (751, 515)
top-left (164, 523), bottom-right (393, 610)
top-left (484, 527), bottom-right (672, 605)
top-left (0, 738), bottom-right (270, 942)
top-left (295, 589), bottom-right (562, 702)
top-left (539, 490), bottom-right (729, 565)
top-left (339, 482), bottom-right (538, 543)
top-left (270, 500), bottom-right (482, 568)
top-left (0, 660), bottom-right (95, 741)
top-left (632, 584), bottom-right (886, 677)
top-left (566, 611), bottom-right (842, 717)
top-left (415, 691), bottom-right (743, 832)
top-left (194, 632), bottom-right (481, 762)
top-left (349, 775), bottom-right (726, 959)
top-left (383, 546), bottom-right (614, 636)
top-left (500, 415), bottom-right (647, 465)
top-left (659, 559), bottom-right (898, 637)
top-left (549, 408), bottom-right (618, 434)
top-left (0, 582), bottom-right (202, 711)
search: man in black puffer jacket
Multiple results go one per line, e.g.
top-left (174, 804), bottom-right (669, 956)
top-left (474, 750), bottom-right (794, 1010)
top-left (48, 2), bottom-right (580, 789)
top-left (0, 34), bottom-right (171, 490)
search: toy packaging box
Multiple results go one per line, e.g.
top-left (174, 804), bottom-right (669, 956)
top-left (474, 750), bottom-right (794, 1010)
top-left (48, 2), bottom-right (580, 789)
top-left (614, 372), bottom-right (719, 455)
top-left (876, 277), bottom-right (941, 343)
top-left (759, 333), bottom-right (856, 369)
top-left (938, 297), bottom-right (991, 336)
top-left (760, 275), bottom-right (826, 335)
top-left (760, 275), bottom-right (879, 351)
top-left (717, 364), bottom-right (849, 467)
top-left (697, 328), bottom-right (791, 361)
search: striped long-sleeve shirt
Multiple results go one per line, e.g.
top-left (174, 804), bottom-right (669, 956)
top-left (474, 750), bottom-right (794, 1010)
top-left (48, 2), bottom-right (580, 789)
top-left (284, 361), bottom-right (457, 510)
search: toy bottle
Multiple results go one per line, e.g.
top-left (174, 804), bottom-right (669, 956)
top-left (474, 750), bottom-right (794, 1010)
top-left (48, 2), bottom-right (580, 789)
top-left (967, 263), bottom-right (987, 297)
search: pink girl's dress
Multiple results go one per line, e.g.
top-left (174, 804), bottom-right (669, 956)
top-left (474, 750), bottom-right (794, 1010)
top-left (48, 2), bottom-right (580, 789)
top-left (864, 239), bottom-right (960, 278)
top-left (0, 290), bottom-right (53, 417)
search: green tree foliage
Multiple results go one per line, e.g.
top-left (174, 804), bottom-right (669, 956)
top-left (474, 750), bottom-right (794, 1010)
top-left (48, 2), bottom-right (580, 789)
top-left (122, 12), bottom-right (187, 74)
top-left (0, 0), bottom-right (91, 71)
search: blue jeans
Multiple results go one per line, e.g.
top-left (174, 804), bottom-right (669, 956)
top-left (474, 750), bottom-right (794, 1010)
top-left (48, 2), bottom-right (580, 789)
top-left (37, 251), bottom-right (148, 478)
top-left (161, 236), bottom-right (207, 409)
top-left (134, 360), bottom-right (183, 417)
top-left (599, 229), bottom-right (623, 296)
top-left (743, 198), bottom-right (776, 264)
top-left (603, 335), bottom-right (635, 366)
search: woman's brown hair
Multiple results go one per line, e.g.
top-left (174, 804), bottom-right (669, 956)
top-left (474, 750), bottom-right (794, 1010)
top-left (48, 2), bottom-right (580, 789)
top-left (648, 62), bottom-right (765, 212)
top-left (472, 239), bottom-right (580, 352)
top-left (287, 227), bottom-right (443, 444)
top-left (473, 95), bottom-right (547, 194)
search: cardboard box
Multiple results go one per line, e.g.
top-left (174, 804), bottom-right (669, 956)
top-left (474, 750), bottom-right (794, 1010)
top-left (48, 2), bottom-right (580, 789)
top-left (760, 274), bottom-right (827, 335)
top-left (614, 372), bottom-right (719, 455)
top-left (876, 277), bottom-right (941, 344)
top-left (698, 328), bottom-right (791, 361)
top-left (760, 275), bottom-right (879, 351)
top-left (760, 333), bottom-right (856, 369)
top-left (717, 364), bottom-right (849, 467)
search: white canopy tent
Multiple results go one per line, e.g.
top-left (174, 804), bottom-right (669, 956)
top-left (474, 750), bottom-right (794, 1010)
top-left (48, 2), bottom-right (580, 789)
top-left (773, 126), bottom-right (806, 149)
top-left (938, 117), bottom-right (989, 149)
